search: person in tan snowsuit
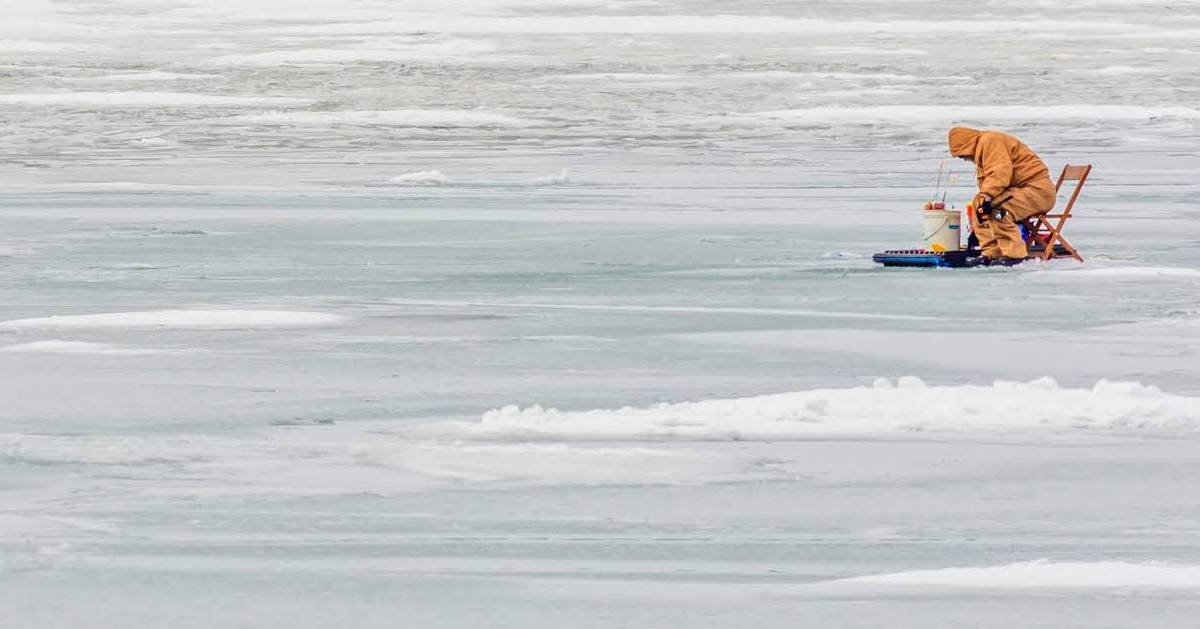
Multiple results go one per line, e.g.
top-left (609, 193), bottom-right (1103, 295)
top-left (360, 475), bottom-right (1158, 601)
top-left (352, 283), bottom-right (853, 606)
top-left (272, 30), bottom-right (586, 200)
top-left (948, 127), bottom-right (1056, 263)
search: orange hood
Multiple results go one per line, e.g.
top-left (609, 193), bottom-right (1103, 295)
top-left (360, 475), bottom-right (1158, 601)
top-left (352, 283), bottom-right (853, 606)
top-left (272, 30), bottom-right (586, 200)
top-left (945, 126), bottom-right (1054, 201)
top-left (948, 126), bottom-right (980, 158)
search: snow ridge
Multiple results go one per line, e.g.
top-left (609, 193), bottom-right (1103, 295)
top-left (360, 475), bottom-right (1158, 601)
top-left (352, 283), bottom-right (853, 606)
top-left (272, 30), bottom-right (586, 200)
top-left (0, 310), bottom-right (344, 330)
top-left (458, 377), bottom-right (1200, 441)
top-left (841, 559), bottom-right (1200, 590)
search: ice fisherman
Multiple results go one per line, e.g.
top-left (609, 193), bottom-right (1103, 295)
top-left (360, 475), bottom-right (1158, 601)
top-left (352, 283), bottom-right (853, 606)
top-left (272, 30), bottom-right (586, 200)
top-left (947, 127), bottom-right (1056, 266)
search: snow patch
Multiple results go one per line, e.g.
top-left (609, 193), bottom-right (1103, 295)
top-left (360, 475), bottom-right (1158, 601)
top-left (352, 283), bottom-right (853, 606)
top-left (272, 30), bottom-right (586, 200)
top-left (250, 16), bottom-right (1151, 36)
top-left (0, 310), bottom-right (344, 330)
top-left (388, 169), bottom-right (449, 186)
top-left (43, 181), bottom-right (196, 192)
top-left (840, 560), bottom-right (1200, 590)
top-left (226, 109), bottom-right (542, 128)
top-left (445, 378), bottom-right (1200, 441)
top-left (555, 72), bottom-right (687, 82)
top-left (389, 298), bottom-right (942, 322)
top-left (530, 168), bottom-right (570, 185)
top-left (0, 91), bottom-right (310, 108)
top-left (130, 137), bottom-right (177, 147)
top-left (0, 340), bottom-right (192, 356)
top-left (361, 443), bottom-right (737, 485)
top-left (716, 71), bottom-right (959, 83)
top-left (0, 433), bottom-right (224, 466)
top-left (730, 105), bottom-right (1200, 126)
top-left (1033, 266), bottom-right (1200, 280)
top-left (209, 40), bottom-right (494, 66)
top-left (68, 72), bottom-right (223, 83)
top-left (0, 39), bottom-right (78, 53)
top-left (1089, 65), bottom-right (1159, 75)
top-left (0, 433), bottom-right (736, 488)
top-left (809, 46), bottom-right (929, 56)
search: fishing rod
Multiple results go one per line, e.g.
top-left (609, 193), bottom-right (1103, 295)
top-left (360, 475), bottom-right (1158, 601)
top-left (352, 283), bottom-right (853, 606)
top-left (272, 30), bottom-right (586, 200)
top-left (941, 165), bottom-right (950, 205)
top-left (932, 159), bottom-right (945, 201)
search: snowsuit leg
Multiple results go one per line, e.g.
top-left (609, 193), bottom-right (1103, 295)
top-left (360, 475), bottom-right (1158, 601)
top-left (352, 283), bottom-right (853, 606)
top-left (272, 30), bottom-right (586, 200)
top-left (979, 182), bottom-right (1057, 259)
top-left (973, 215), bottom-right (1002, 258)
top-left (983, 213), bottom-right (1027, 259)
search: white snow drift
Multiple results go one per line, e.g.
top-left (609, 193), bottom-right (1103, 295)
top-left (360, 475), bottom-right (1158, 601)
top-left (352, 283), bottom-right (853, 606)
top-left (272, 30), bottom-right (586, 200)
top-left (248, 16), bottom-right (1153, 37)
top-left (0, 310), bottom-right (344, 330)
top-left (530, 168), bottom-right (571, 185)
top-left (0, 92), bottom-right (311, 108)
top-left (226, 109), bottom-right (543, 128)
top-left (209, 40), bottom-right (494, 66)
top-left (73, 71), bottom-right (223, 82)
top-left (388, 169), bottom-right (450, 185)
top-left (0, 340), bottom-right (190, 355)
top-left (457, 377), bottom-right (1200, 440)
top-left (840, 559), bottom-right (1200, 590)
top-left (746, 105), bottom-right (1200, 125)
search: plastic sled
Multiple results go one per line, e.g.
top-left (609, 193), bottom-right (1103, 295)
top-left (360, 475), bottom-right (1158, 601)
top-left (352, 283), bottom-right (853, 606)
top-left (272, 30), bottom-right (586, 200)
top-left (872, 249), bottom-right (973, 268)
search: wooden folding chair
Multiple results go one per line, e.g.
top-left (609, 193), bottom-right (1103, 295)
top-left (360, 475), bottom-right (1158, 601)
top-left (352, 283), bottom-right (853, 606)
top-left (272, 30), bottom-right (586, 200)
top-left (1024, 164), bottom-right (1091, 261)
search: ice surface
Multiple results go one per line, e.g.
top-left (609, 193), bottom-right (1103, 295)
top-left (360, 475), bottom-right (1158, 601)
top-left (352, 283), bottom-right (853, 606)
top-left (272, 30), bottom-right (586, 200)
top-left (0, 310), bottom-right (344, 330)
top-left (0, 431), bottom-right (739, 487)
top-left (0, 40), bottom-right (76, 53)
top-left (243, 15), bottom-right (1153, 36)
top-left (228, 110), bottom-right (544, 128)
top-left (71, 72), bottom-right (225, 82)
top-left (750, 105), bottom-right (1200, 123)
top-left (0, 92), bottom-right (312, 108)
top-left (2, 0), bottom-right (1200, 627)
top-left (1031, 265), bottom-right (1200, 279)
top-left (0, 340), bottom-right (192, 356)
top-left (209, 40), bottom-right (497, 66)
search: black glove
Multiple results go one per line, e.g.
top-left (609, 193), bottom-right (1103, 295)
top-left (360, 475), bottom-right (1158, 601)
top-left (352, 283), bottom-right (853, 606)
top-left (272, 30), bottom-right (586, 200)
top-left (975, 199), bottom-right (993, 224)
top-left (976, 198), bottom-right (1008, 223)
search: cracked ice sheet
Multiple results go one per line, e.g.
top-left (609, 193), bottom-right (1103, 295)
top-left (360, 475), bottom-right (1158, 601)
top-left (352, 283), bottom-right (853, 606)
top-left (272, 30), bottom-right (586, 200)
top-left (2, 0), bottom-right (1200, 627)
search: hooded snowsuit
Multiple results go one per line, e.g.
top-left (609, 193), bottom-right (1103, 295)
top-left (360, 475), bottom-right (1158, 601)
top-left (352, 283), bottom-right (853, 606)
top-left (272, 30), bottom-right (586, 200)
top-left (948, 127), bottom-right (1056, 259)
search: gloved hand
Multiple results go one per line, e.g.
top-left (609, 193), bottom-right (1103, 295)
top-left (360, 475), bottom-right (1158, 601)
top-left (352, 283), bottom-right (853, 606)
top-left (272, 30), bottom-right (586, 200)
top-left (973, 194), bottom-right (993, 224)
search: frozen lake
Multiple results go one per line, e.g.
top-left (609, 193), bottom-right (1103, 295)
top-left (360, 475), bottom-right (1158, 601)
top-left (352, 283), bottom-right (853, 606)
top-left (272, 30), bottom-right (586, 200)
top-left (3, 0), bottom-right (1200, 627)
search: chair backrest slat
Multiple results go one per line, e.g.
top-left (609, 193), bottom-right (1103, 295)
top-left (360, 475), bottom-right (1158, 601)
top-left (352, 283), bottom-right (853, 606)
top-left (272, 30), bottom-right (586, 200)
top-left (1055, 164), bottom-right (1091, 219)
top-left (1027, 164), bottom-right (1091, 262)
top-left (1061, 165), bottom-right (1091, 181)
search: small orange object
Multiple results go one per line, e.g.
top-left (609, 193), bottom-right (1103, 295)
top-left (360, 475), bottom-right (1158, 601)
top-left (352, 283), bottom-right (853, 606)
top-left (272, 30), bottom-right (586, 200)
top-left (923, 201), bottom-right (934, 210)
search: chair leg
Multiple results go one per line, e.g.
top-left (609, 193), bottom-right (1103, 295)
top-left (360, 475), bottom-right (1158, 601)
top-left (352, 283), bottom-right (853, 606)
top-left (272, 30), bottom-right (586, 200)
top-left (1060, 237), bottom-right (1083, 262)
top-left (1041, 230), bottom-right (1083, 262)
top-left (1049, 215), bottom-right (1082, 261)
top-left (1029, 213), bottom-right (1084, 262)
top-left (1025, 216), bottom-right (1054, 260)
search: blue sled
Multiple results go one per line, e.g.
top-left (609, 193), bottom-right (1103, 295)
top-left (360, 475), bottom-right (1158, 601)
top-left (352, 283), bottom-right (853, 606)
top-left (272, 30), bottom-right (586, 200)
top-left (872, 249), bottom-right (973, 268)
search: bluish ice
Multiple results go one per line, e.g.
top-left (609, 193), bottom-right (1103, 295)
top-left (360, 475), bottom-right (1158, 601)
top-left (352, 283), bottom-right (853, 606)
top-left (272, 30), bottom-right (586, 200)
top-left (2, 0), bottom-right (1200, 627)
